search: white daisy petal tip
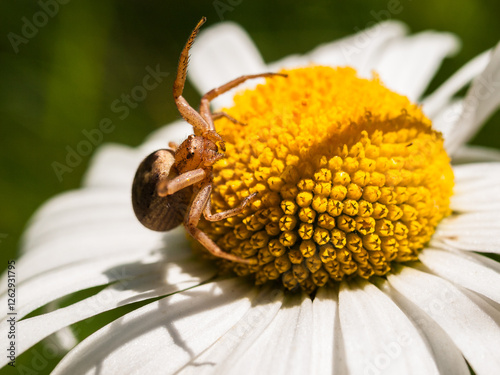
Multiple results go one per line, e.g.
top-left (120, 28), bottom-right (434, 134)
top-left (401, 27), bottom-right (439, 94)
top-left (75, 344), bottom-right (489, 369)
top-left (268, 20), bottom-right (409, 73)
top-left (422, 48), bottom-right (492, 118)
top-left (374, 30), bottom-right (460, 101)
top-left (445, 41), bottom-right (500, 154)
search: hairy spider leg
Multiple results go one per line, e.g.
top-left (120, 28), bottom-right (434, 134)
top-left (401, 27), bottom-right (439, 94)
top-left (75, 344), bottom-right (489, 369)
top-left (211, 111), bottom-right (247, 126)
top-left (184, 183), bottom-right (255, 264)
top-left (173, 17), bottom-right (222, 144)
top-left (157, 168), bottom-right (206, 197)
top-left (203, 186), bottom-right (258, 221)
top-left (168, 141), bottom-right (179, 151)
top-left (199, 73), bottom-right (288, 131)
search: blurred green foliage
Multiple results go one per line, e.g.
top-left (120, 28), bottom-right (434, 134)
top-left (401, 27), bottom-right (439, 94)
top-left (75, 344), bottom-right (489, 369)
top-left (0, 0), bottom-right (499, 373)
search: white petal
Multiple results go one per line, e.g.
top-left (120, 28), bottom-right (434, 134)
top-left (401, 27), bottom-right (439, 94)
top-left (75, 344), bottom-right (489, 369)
top-left (459, 286), bottom-right (500, 326)
top-left (374, 31), bottom-right (460, 101)
top-left (339, 280), bottom-right (439, 375)
top-left (140, 120), bottom-right (193, 153)
top-left (188, 22), bottom-right (267, 109)
top-left (268, 21), bottom-right (408, 78)
top-left (265, 52), bottom-right (306, 72)
top-left (451, 144), bottom-right (500, 164)
top-left (221, 293), bottom-right (313, 375)
top-left (82, 144), bottom-right (139, 189)
top-left (83, 121), bottom-right (192, 189)
top-left (456, 249), bottom-right (500, 273)
top-left (52, 279), bottom-right (255, 375)
top-left (270, 26), bottom-right (458, 102)
top-left (445, 41), bottom-right (500, 154)
top-left (419, 248), bottom-right (500, 303)
top-left (311, 287), bottom-right (347, 375)
top-left (380, 280), bottom-right (470, 375)
top-left (13, 189), bottom-right (168, 283)
top-left (429, 98), bottom-right (464, 150)
top-left (453, 161), bottom-right (500, 183)
top-left (387, 266), bottom-right (500, 375)
top-left (176, 286), bottom-right (284, 375)
top-left (423, 48), bottom-right (491, 117)
top-left (450, 163), bottom-right (500, 213)
top-left (21, 189), bottom-right (147, 251)
top-left (0, 252), bottom-right (151, 323)
top-left (0, 259), bottom-right (215, 368)
top-left (432, 212), bottom-right (500, 253)
top-left (53, 326), bottom-right (78, 352)
top-left (0, 240), bottom-right (192, 321)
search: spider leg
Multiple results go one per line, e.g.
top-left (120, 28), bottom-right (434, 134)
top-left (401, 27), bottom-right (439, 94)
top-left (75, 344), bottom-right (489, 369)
top-left (204, 188), bottom-right (257, 221)
top-left (168, 141), bottom-right (179, 151)
top-left (212, 111), bottom-right (247, 126)
top-left (199, 72), bottom-right (288, 128)
top-left (173, 17), bottom-right (221, 142)
top-left (184, 183), bottom-right (252, 264)
top-left (157, 168), bottom-right (206, 197)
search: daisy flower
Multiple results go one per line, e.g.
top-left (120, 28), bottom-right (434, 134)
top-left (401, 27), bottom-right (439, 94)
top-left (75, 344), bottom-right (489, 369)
top-left (2, 20), bottom-right (500, 374)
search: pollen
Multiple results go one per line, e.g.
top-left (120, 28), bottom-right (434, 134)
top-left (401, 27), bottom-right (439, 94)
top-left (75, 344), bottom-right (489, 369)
top-left (196, 66), bottom-right (453, 293)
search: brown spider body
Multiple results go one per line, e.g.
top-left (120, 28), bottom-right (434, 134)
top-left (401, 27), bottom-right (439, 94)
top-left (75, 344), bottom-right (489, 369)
top-left (132, 135), bottom-right (220, 232)
top-left (131, 17), bottom-right (287, 264)
top-left (174, 135), bottom-right (221, 173)
top-left (132, 149), bottom-right (191, 232)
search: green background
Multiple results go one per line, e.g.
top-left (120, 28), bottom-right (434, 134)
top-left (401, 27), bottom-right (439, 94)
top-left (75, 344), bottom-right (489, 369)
top-left (1, 0), bottom-right (499, 373)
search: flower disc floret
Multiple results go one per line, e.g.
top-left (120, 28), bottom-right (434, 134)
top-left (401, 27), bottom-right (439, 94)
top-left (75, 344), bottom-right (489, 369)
top-left (196, 66), bottom-right (454, 293)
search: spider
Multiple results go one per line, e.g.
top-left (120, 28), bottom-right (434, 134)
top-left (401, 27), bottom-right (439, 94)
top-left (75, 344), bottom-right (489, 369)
top-left (132, 17), bottom-right (287, 264)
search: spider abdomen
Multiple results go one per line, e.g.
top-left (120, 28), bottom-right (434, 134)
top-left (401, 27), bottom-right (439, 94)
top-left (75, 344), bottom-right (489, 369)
top-left (132, 149), bottom-right (192, 231)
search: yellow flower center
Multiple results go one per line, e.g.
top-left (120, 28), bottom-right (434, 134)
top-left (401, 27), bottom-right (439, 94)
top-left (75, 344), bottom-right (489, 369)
top-left (197, 66), bottom-right (454, 293)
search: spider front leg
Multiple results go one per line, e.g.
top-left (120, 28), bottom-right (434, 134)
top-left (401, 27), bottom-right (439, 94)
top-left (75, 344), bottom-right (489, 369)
top-left (184, 183), bottom-right (252, 264)
top-left (212, 111), bottom-right (247, 126)
top-left (173, 17), bottom-right (223, 145)
top-left (203, 187), bottom-right (258, 221)
top-left (199, 72), bottom-right (288, 129)
top-left (168, 141), bottom-right (179, 151)
top-left (157, 168), bottom-right (206, 197)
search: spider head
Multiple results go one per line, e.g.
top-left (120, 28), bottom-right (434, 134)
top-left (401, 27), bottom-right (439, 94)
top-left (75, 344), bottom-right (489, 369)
top-left (174, 134), bottom-right (220, 173)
